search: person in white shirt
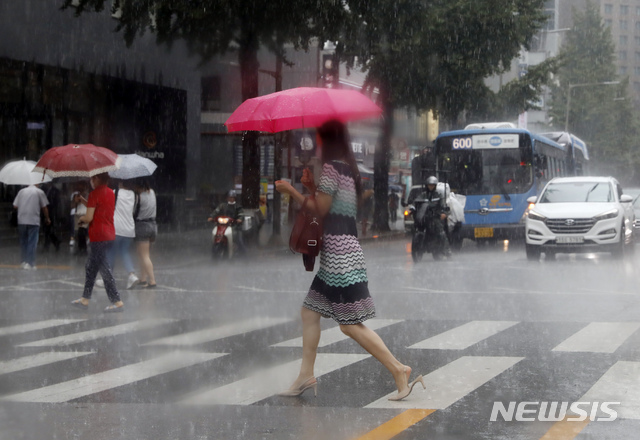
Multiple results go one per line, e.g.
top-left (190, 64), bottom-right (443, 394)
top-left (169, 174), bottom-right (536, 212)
top-left (12, 184), bottom-right (50, 270)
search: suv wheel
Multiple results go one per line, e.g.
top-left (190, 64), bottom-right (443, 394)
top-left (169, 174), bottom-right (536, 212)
top-left (525, 244), bottom-right (541, 261)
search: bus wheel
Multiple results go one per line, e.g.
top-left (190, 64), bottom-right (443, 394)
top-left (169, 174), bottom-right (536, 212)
top-left (525, 244), bottom-right (541, 261)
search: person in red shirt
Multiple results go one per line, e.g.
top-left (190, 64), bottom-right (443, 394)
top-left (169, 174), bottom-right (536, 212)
top-left (70, 173), bottom-right (124, 312)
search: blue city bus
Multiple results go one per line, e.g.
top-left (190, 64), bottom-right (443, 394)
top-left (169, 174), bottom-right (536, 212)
top-left (433, 123), bottom-right (589, 245)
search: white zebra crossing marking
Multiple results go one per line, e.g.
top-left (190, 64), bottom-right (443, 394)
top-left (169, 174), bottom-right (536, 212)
top-left (1, 351), bottom-right (225, 403)
top-left (271, 319), bottom-right (403, 348)
top-left (0, 351), bottom-right (94, 375)
top-left (179, 353), bottom-right (371, 405)
top-left (365, 356), bottom-right (524, 409)
top-left (0, 319), bottom-right (86, 337)
top-left (16, 319), bottom-right (176, 347)
top-left (408, 321), bottom-right (519, 350)
top-left (142, 317), bottom-right (293, 347)
top-left (579, 361), bottom-right (640, 420)
top-left (552, 322), bottom-right (640, 353)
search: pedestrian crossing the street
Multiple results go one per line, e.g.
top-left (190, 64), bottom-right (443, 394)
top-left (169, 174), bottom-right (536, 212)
top-left (1, 316), bottom-right (640, 428)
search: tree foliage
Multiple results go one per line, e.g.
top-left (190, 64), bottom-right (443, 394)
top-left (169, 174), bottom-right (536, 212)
top-left (62, 0), bottom-right (346, 208)
top-left (548, 1), bottom-right (640, 183)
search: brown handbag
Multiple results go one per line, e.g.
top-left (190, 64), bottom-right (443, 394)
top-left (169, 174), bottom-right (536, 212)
top-left (289, 197), bottom-right (323, 271)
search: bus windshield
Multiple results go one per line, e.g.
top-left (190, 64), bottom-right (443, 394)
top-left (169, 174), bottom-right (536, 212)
top-left (436, 134), bottom-right (533, 196)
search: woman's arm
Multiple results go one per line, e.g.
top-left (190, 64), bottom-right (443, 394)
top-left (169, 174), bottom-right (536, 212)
top-left (78, 207), bottom-right (95, 226)
top-left (275, 180), bottom-right (332, 218)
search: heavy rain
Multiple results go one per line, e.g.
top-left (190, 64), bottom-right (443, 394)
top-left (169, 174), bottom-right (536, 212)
top-left (1, 1), bottom-right (640, 439)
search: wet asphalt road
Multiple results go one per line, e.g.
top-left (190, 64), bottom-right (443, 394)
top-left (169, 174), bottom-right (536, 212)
top-left (1, 233), bottom-right (640, 439)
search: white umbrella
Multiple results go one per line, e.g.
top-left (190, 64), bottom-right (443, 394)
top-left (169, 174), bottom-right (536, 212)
top-left (0, 159), bottom-right (52, 185)
top-left (108, 154), bottom-right (157, 180)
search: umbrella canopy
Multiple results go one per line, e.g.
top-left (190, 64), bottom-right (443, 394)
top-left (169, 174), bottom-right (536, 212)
top-left (33, 144), bottom-right (121, 178)
top-left (225, 87), bottom-right (382, 133)
top-left (109, 154), bottom-right (157, 180)
top-left (0, 159), bottom-right (52, 185)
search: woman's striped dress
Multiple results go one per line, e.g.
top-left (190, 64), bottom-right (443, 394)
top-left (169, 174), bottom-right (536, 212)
top-left (303, 160), bottom-right (376, 325)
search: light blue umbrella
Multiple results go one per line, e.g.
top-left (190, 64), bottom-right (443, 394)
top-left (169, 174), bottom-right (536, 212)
top-left (108, 154), bottom-right (157, 180)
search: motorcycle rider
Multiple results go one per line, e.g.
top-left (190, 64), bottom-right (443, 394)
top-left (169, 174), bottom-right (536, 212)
top-left (208, 190), bottom-right (246, 254)
top-left (420, 176), bottom-right (452, 258)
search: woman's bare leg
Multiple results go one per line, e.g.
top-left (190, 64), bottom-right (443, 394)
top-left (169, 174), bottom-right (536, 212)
top-left (340, 323), bottom-right (409, 393)
top-left (289, 307), bottom-right (321, 388)
top-left (136, 241), bottom-right (155, 285)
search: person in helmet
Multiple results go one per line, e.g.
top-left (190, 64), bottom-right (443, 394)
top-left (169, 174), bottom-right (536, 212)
top-left (208, 189), bottom-right (246, 253)
top-left (422, 176), bottom-right (452, 257)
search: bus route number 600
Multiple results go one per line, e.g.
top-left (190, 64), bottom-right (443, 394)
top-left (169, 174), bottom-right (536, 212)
top-left (453, 138), bottom-right (472, 150)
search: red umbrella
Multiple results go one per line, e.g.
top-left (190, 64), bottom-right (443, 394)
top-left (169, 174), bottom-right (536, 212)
top-left (33, 144), bottom-right (121, 178)
top-left (224, 87), bottom-right (382, 133)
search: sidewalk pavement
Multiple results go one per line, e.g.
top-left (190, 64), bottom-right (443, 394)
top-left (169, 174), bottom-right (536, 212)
top-left (0, 216), bottom-right (408, 269)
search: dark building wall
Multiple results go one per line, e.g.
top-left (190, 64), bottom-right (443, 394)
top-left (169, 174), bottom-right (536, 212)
top-left (0, 1), bottom-right (201, 201)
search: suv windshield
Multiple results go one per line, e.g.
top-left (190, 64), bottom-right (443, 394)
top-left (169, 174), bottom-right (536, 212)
top-left (539, 182), bottom-right (613, 203)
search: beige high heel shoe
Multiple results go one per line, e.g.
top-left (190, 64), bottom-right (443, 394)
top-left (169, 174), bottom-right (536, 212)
top-left (388, 375), bottom-right (425, 401)
top-left (278, 377), bottom-right (318, 397)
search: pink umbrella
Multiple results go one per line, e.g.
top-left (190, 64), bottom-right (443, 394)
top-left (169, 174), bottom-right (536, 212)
top-left (33, 144), bottom-right (121, 178)
top-left (225, 87), bottom-right (382, 133)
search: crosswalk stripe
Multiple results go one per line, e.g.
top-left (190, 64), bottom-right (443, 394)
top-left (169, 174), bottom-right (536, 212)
top-left (271, 319), bottom-right (403, 348)
top-left (538, 361), bottom-right (640, 438)
top-left (0, 319), bottom-right (86, 337)
top-left (16, 319), bottom-right (176, 347)
top-left (579, 361), bottom-right (640, 420)
top-left (1, 351), bottom-right (225, 403)
top-left (0, 351), bottom-right (94, 375)
top-left (365, 356), bottom-right (524, 409)
top-left (179, 353), bottom-right (371, 405)
top-left (552, 322), bottom-right (640, 353)
top-left (408, 321), bottom-right (519, 350)
top-left (142, 317), bottom-right (293, 347)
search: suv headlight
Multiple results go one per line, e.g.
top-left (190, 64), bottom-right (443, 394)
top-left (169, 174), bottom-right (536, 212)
top-left (594, 209), bottom-right (619, 221)
top-left (528, 211), bottom-right (546, 222)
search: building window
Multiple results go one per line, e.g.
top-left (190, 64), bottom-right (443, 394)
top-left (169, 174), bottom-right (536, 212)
top-left (635, 36), bottom-right (640, 45)
top-left (620, 66), bottom-right (628, 75)
top-left (620, 20), bottom-right (629, 30)
top-left (605, 4), bottom-right (613, 14)
top-left (621, 5), bottom-right (629, 15)
top-left (619, 51), bottom-right (628, 60)
top-left (634, 82), bottom-right (640, 92)
top-left (636, 51), bottom-right (640, 61)
top-left (201, 76), bottom-right (221, 111)
top-left (636, 21), bottom-right (640, 31)
top-left (635, 66), bottom-right (640, 76)
top-left (605, 19), bottom-right (613, 28)
top-left (637, 6), bottom-right (640, 15)
top-left (620, 35), bottom-right (628, 45)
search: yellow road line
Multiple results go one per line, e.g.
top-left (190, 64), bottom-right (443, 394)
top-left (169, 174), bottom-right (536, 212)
top-left (0, 264), bottom-right (72, 270)
top-left (539, 417), bottom-right (590, 440)
top-left (355, 409), bottom-right (435, 440)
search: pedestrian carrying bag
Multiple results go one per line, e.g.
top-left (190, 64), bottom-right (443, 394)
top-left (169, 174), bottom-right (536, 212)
top-left (289, 197), bottom-right (323, 271)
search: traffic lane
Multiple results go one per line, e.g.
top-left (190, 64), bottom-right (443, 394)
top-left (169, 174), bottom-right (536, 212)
top-left (1, 238), bottom-right (639, 324)
top-left (365, 239), bottom-right (640, 322)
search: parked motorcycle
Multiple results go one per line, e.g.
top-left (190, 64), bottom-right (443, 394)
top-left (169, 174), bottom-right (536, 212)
top-left (408, 198), bottom-right (449, 262)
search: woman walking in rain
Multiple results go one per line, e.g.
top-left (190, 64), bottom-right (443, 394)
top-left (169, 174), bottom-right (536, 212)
top-left (275, 120), bottom-right (424, 401)
top-left (134, 178), bottom-right (157, 288)
top-left (70, 173), bottom-right (124, 312)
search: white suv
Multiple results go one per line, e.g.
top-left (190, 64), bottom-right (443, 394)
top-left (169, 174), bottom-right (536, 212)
top-left (525, 176), bottom-right (635, 260)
